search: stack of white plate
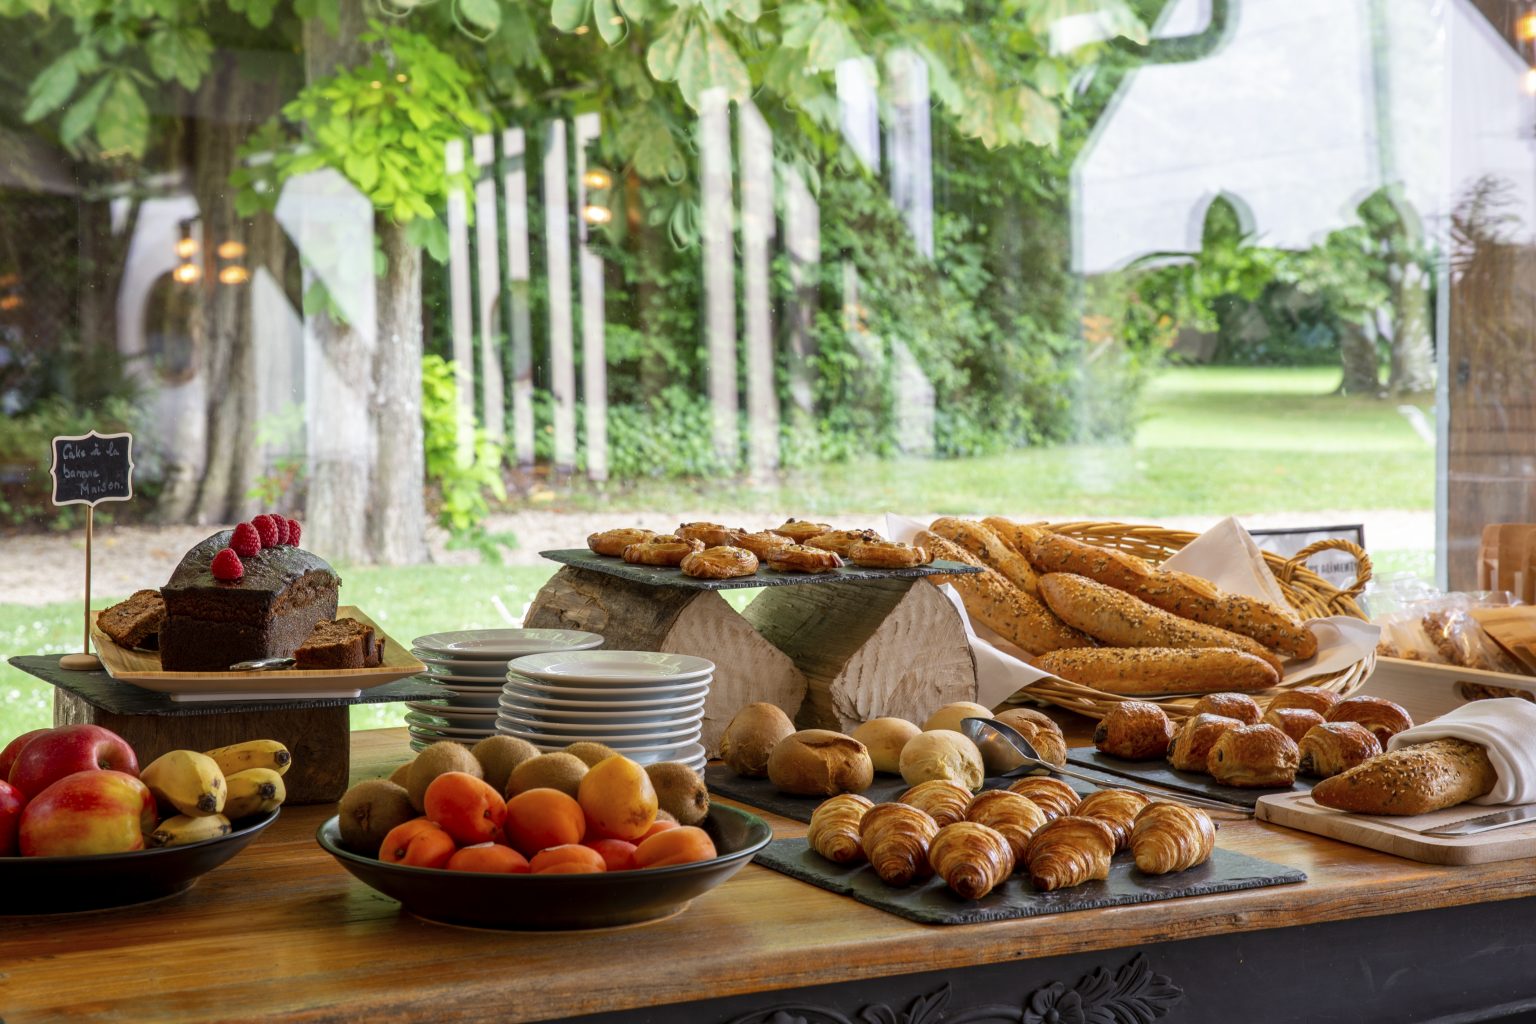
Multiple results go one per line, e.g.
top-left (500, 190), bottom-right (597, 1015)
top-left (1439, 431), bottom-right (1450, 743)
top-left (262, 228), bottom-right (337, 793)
top-left (406, 628), bottom-right (603, 752)
top-left (499, 651), bottom-right (713, 772)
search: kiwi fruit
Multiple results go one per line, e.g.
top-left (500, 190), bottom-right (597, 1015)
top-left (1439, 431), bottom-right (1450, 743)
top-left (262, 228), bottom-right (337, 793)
top-left (387, 760), bottom-right (413, 786)
top-left (338, 779), bottom-right (416, 853)
top-left (719, 702), bottom-right (795, 777)
top-left (471, 735), bottom-right (540, 793)
top-left (655, 808), bottom-right (678, 824)
top-left (405, 741), bottom-right (483, 810)
top-left (645, 762), bottom-right (709, 826)
top-left (564, 741), bottom-right (620, 767)
top-left (507, 752), bottom-right (588, 797)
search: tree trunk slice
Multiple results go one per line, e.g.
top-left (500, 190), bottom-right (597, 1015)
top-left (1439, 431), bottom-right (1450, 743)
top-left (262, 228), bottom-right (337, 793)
top-left (524, 567), bottom-right (806, 755)
top-left (742, 578), bottom-right (978, 732)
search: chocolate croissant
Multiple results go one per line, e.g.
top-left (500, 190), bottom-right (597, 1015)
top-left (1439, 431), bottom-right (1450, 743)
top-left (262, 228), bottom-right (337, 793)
top-left (1261, 707), bottom-right (1325, 745)
top-left (1006, 777), bottom-right (1081, 820)
top-left (1297, 721), bottom-right (1381, 778)
top-left (1191, 692), bottom-right (1262, 725)
top-left (928, 821), bottom-right (1015, 899)
top-left (1167, 713), bottom-right (1242, 773)
top-left (1266, 686), bottom-right (1340, 717)
top-left (1325, 695), bottom-right (1413, 747)
top-left (858, 802), bottom-right (939, 886)
top-left (1093, 701), bottom-right (1175, 760)
top-left (807, 793), bottom-right (874, 864)
top-left (964, 790), bottom-right (1048, 865)
top-left (1075, 788), bottom-right (1151, 852)
top-left (1023, 815), bottom-right (1117, 892)
top-left (1206, 723), bottom-right (1299, 788)
top-left (1131, 803), bottom-right (1215, 875)
top-left (898, 780), bottom-right (972, 827)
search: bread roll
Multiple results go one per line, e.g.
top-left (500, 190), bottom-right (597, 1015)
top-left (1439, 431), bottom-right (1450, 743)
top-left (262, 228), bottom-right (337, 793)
top-left (1037, 573), bottom-right (1284, 672)
top-left (929, 517), bottom-right (1040, 596)
top-left (1029, 531), bottom-right (1317, 659)
top-left (1311, 739), bottom-right (1497, 815)
top-left (766, 730), bottom-right (874, 796)
top-left (1034, 646), bottom-right (1279, 694)
top-left (898, 730), bottom-right (985, 791)
top-left (920, 531), bottom-right (1093, 655)
top-left (923, 701), bottom-right (993, 734)
top-left (850, 717), bottom-right (920, 774)
top-left (719, 703), bottom-right (796, 777)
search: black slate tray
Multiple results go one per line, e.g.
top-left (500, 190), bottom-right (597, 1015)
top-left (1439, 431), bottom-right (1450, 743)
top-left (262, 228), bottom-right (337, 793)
top-left (8, 656), bottom-right (452, 716)
top-left (540, 549), bottom-right (980, 591)
top-left (754, 838), bottom-right (1305, 925)
top-left (1066, 746), bottom-right (1310, 809)
top-left (704, 765), bottom-right (1109, 823)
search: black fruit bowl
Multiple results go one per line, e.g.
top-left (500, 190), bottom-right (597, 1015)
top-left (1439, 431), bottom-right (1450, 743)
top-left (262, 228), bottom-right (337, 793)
top-left (317, 804), bottom-right (772, 929)
top-left (1, 809), bottom-right (281, 915)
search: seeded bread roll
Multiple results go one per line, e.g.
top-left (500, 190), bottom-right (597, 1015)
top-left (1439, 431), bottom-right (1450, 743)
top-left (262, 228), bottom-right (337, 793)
top-left (1037, 573), bottom-right (1284, 673)
top-left (920, 531), bottom-right (1093, 655)
top-left (1311, 739), bottom-right (1497, 815)
top-left (1029, 532), bottom-right (1317, 660)
top-left (1034, 646), bottom-right (1279, 694)
top-left (929, 517), bottom-right (1040, 597)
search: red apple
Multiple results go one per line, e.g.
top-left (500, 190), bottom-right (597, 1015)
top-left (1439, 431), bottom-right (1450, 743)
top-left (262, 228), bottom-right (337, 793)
top-left (0, 728), bottom-right (50, 781)
top-left (8, 724), bottom-right (138, 800)
top-left (19, 770), bottom-right (156, 857)
top-left (0, 779), bottom-right (23, 856)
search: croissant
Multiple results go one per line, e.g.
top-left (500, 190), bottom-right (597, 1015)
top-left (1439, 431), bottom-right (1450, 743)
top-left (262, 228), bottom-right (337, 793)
top-left (898, 780), bottom-right (972, 827)
top-left (1006, 777), bottom-right (1080, 820)
top-left (1075, 788), bottom-right (1151, 852)
top-left (1092, 701), bottom-right (1174, 760)
top-left (1266, 686), bottom-right (1340, 717)
top-left (1190, 692), bottom-right (1262, 725)
top-left (807, 793), bottom-right (874, 864)
top-left (1325, 695), bottom-right (1413, 747)
top-left (928, 821), bottom-right (1015, 899)
top-left (1261, 707), bottom-right (1325, 745)
top-left (1131, 803), bottom-right (1215, 875)
top-left (1206, 723), bottom-right (1299, 788)
top-left (1166, 713), bottom-right (1242, 773)
top-left (964, 790), bottom-right (1048, 865)
top-left (1297, 722), bottom-right (1381, 778)
top-left (1023, 815), bottom-right (1117, 892)
top-left (858, 802), bottom-right (939, 886)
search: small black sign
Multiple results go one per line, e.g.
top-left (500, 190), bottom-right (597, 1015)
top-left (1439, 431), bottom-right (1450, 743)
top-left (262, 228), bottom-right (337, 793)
top-left (50, 431), bottom-right (134, 507)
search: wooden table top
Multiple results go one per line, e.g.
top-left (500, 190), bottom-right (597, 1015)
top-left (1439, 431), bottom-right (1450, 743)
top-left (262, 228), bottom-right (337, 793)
top-left (5, 723), bottom-right (1536, 1023)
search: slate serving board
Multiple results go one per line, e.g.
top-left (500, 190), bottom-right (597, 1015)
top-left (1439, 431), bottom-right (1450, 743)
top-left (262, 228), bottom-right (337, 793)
top-left (1066, 746), bottom-right (1309, 809)
top-left (754, 839), bottom-right (1305, 925)
top-left (540, 549), bottom-right (980, 591)
top-left (8, 656), bottom-right (451, 716)
top-left (704, 765), bottom-right (1108, 823)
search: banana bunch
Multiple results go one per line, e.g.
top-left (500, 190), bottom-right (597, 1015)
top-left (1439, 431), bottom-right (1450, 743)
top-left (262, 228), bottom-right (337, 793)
top-left (141, 740), bottom-right (292, 847)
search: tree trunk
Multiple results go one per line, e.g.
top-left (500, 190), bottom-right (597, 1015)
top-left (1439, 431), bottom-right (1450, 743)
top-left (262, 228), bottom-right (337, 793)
top-left (369, 220), bottom-right (429, 564)
top-left (1338, 321), bottom-right (1382, 396)
top-left (1389, 260), bottom-right (1435, 395)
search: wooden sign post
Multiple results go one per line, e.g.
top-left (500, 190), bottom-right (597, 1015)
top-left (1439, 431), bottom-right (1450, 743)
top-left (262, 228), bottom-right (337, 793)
top-left (49, 431), bottom-right (134, 671)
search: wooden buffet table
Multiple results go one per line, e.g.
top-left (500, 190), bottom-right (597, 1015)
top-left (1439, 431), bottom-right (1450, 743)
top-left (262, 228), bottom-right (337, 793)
top-left (5, 724), bottom-right (1536, 1024)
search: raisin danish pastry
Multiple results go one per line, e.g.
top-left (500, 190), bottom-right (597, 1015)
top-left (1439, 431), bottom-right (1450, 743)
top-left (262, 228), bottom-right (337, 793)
top-left (1261, 707), bottom-right (1325, 745)
top-left (1131, 803), bottom-right (1216, 875)
top-left (622, 536), bottom-right (704, 566)
top-left (587, 527), bottom-right (658, 557)
top-left (1023, 815), bottom-right (1117, 891)
top-left (1093, 701), bottom-right (1175, 761)
top-left (929, 821), bottom-right (1015, 899)
top-left (733, 530), bottom-right (792, 560)
top-left (680, 545), bottom-right (759, 579)
top-left (1007, 777), bottom-right (1080, 820)
top-left (805, 529), bottom-right (883, 557)
top-left (807, 793), bottom-right (873, 864)
top-left (1075, 788), bottom-right (1151, 852)
top-left (1191, 692), bottom-right (1262, 725)
top-left (675, 521), bottom-right (738, 547)
top-left (1325, 695), bottom-right (1413, 747)
top-left (1166, 713), bottom-right (1243, 773)
top-left (770, 518), bottom-right (832, 543)
top-left (765, 543), bottom-right (844, 573)
top-left (859, 802), bottom-right (939, 886)
top-left (1297, 721), bottom-right (1381, 778)
top-left (897, 780), bottom-right (972, 828)
top-left (848, 539), bottom-right (932, 569)
top-left (1206, 723), bottom-right (1299, 787)
top-left (964, 790), bottom-right (1048, 865)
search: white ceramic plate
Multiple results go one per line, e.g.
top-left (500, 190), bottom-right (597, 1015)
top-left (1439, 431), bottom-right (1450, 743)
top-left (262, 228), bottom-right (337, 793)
top-left (509, 651), bottom-right (714, 685)
top-left (406, 700), bottom-right (499, 717)
top-left (413, 628), bottom-right (603, 660)
top-left (496, 710), bottom-right (705, 735)
top-left (495, 721), bottom-right (703, 747)
top-left (408, 728), bottom-right (487, 747)
top-left (416, 669), bottom-right (513, 685)
top-left (414, 655), bottom-right (510, 678)
top-left (406, 714), bottom-right (498, 738)
top-left (504, 674), bottom-right (711, 701)
top-left (496, 697), bottom-right (706, 722)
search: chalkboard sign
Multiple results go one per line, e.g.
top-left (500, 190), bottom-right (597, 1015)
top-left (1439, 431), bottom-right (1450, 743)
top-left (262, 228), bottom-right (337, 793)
top-left (50, 431), bottom-right (134, 507)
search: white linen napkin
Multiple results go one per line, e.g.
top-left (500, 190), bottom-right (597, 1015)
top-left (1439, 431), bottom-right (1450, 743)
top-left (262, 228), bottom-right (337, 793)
top-left (1387, 698), bottom-right (1536, 805)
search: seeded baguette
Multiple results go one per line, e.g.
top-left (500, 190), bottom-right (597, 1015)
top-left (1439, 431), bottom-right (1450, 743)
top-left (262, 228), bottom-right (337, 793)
top-left (1034, 646), bottom-right (1279, 694)
top-left (982, 517), bottom-right (1049, 561)
top-left (1037, 573), bottom-right (1285, 673)
top-left (919, 531), bottom-right (1093, 655)
top-left (1309, 739), bottom-right (1497, 815)
top-left (1029, 532), bottom-right (1316, 660)
top-left (930, 517), bottom-right (1040, 596)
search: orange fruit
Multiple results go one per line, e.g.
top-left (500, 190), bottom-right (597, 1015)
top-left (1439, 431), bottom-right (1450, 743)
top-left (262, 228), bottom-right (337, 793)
top-left (576, 755), bottom-right (657, 842)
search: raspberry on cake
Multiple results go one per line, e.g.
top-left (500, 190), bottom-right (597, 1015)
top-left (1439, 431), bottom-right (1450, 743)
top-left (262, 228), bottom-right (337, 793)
top-left (250, 514), bottom-right (279, 548)
top-left (230, 522), bottom-right (261, 558)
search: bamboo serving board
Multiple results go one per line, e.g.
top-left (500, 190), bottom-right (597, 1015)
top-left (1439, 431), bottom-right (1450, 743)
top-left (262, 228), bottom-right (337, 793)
top-left (1255, 790), bottom-right (1536, 865)
top-left (91, 605), bottom-right (426, 701)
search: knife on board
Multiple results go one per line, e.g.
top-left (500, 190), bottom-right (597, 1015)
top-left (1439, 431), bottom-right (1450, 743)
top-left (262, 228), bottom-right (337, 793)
top-left (1419, 804), bottom-right (1536, 837)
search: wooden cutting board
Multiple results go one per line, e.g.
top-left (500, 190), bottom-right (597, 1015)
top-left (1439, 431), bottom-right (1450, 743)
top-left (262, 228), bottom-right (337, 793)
top-left (1255, 790), bottom-right (1536, 864)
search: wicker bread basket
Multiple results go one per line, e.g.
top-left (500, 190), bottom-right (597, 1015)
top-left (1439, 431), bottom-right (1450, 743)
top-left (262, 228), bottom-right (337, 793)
top-left (1011, 521), bottom-right (1375, 722)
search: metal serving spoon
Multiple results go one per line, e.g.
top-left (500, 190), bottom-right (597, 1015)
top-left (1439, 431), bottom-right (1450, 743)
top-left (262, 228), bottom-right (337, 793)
top-left (959, 717), bottom-right (1251, 817)
top-left (229, 657), bottom-right (296, 671)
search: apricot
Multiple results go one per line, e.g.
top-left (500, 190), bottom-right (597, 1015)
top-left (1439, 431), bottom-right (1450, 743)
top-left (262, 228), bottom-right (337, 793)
top-left (424, 771), bottom-right (507, 846)
top-left (530, 843), bottom-right (607, 874)
top-left (640, 819), bottom-right (678, 840)
top-left (634, 825), bottom-right (717, 868)
top-left (379, 818), bottom-right (456, 869)
top-left (504, 787), bottom-right (586, 856)
top-left (446, 843), bottom-right (530, 874)
top-left (585, 838), bottom-right (639, 872)
top-left (577, 755), bottom-right (658, 841)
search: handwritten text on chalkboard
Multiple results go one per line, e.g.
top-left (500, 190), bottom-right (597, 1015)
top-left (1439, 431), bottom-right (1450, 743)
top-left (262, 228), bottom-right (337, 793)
top-left (50, 431), bottom-right (135, 506)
